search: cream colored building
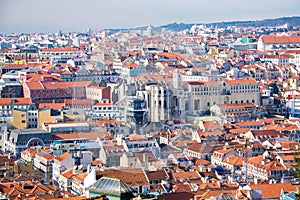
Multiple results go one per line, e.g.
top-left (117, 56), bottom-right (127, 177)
top-left (173, 69), bottom-right (260, 117)
top-left (12, 105), bottom-right (60, 129)
top-left (86, 86), bottom-right (111, 102)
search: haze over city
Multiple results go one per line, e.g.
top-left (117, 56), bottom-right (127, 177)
top-left (1, 0), bottom-right (300, 199)
top-left (1, 0), bottom-right (300, 33)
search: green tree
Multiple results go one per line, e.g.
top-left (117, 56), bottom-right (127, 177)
top-left (294, 150), bottom-right (300, 199)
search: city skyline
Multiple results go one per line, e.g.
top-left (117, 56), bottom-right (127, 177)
top-left (1, 0), bottom-right (300, 34)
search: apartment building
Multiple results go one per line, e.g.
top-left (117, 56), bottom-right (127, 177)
top-left (173, 69), bottom-right (260, 117)
top-left (92, 101), bottom-right (119, 120)
top-left (257, 35), bottom-right (300, 52)
top-left (0, 97), bottom-right (31, 117)
top-left (86, 85), bottom-right (111, 102)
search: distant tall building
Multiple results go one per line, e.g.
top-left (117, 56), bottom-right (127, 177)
top-left (146, 24), bottom-right (153, 36)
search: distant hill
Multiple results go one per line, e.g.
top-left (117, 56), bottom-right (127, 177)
top-left (157, 16), bottom-right (300, 31)
top-left (206, 16), bottom-right (300, 28)
top-left (107, 16), bottom-right (300, 32)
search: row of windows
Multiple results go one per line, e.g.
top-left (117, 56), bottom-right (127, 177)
top-left (224, 108), bottom-right (253, 112)
top-left (41, 52), bottom-right (75, 55)
top-left (93, 113), bottom-right (116, 117)
top-left (192, 90), bottom-right (259, 95)
top-left (192, 86), bottom-right (258, 92)
top-left (93, 107), bottom-right (117, 111)
top-left (88, 92), bottom-right (100, 96)
top-left (0, 105), bottom-right (28, 109)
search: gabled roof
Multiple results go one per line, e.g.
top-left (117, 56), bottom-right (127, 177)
top-left (55, 152), bottom-right (71, 162)
top-left (61, 168), bottom-right (74, 179)
top-left (96, 168), bottom-right (149, 186)
top-left (250, 182), bottom-right (299, 199)
top-left (146, 169), bottom-right (169, 181)
top-left (27, 73), bottom-right (63, 82)
top-left (161, 192), bottom-right (194, 200)
top-left (186, 143), bottom-right (216, 154)
top-left (223, 155), bottom-right (243, 166)
top-left (247, 155), bottom-right (264, 165)
top-left (132, 151), bottom-right (157, 162)
top-left (36, 152), bottom-right (54, 160)
top-left (195, 158), bottom-right (211, 166)
top-left (198, 190), bottom-right (237, 200)
top-left (73, 172), bottom-right (87, 181)
top-left (213, 148), bottom-right (234, 155)
top-left (127, 133), bottom-right (146, 141)
top-left (170, 170), bottom-right (201, 181)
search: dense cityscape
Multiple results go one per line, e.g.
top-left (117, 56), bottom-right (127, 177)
top-left (0, 16), bottom-right (300, 200)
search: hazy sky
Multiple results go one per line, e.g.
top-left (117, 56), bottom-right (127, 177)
top-left (0, 0), bottom-right (299, 33)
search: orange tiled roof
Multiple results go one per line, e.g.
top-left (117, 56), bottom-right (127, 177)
top-left (61, 169), bottom-right (74, 179)
top-left (25, 81), bottom-right (44, 90)
top-left (225, 78), bottom-right (257, 84)
top-left (55, 152), bottom-right (71, 162)
top-left (217, 103), bottom-right (256, 109)
top-left (43, 81), bottom-right (92, 89)
top-left (170, 171), bottom-right (201, 181)
top-left (65, 99), bottom-right (94, 106)
top-left (94, 102), bottom-right (116, 106)
top-left (97, 168), bottom-right (149, 186)
top-left (261, 35), bottom-right (300, 44)
top-left (214, 148), bottom-right (233, 155)
top-left (36, 152), bottom-right (54, 160)
top-left (53, 132), bottom-right (109, 140)
top-left (0, 64), bottom-right (27, 69)
top-left (250, 182), bottom-right (299, 199)
top-left (127, 133), bottom-right (146, 141)
top-left (247, 155), bottom-right (264, 165)
top-left (38, 103), bottom-right (64, 109)
top-left (27, 73), bottom-right (63, 82)
top-left (199, 189), bottom-right (237, 199)
top-left (224, 155), bottom-right (243, 166)
top-left (195, 159), bottom-right (210, 166)
top-left (73, 172), bottom-right (87, 181)
top-left (0, 98), bottom-right (31, 105)
top-left (40, 47), bottom-right (80, 52)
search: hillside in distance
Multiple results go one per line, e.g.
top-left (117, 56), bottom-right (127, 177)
top-left (158, 16), bottom-right (300, 31)
top-left (108, 16), bottom-right (300, 32)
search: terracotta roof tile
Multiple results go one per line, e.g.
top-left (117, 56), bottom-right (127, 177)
top-left (0, 64), bottom-right (27, 69)
top-left (170, 171), bottom-right (201, 181)
top-left (146, 169), bottom-right (169, 181)
top-left (53, 132), bottom-right (109, 140)
top-left (0, 98), bottom-right (31, 105)
top-left (225, 78), bottom-right (257, 84)
top-left (250, 182), bottom-right (299, 199)
top-left (40, 47), bottom-right (80, 52)
top-left (55, 152), bottom-right (71, 162)
top-left (261, 35), bottom-right (300, 44)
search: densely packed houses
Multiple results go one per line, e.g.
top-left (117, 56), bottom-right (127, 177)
top-left (0, 22), bottom-right (300, 199)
